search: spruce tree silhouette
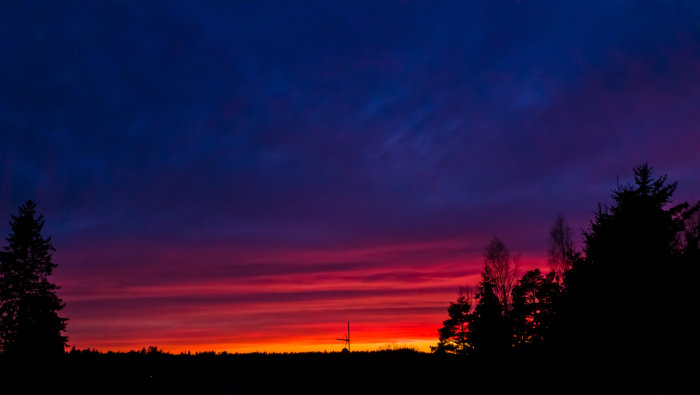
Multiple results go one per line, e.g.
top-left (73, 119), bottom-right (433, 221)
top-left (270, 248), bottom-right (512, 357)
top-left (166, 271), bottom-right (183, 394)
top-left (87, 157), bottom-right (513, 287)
top-left (0, 200), bottom-right (67, 357)
top-left (467, 267), bottom-right (510, 356)
top-left (557, 164), bottom-right (697, 361)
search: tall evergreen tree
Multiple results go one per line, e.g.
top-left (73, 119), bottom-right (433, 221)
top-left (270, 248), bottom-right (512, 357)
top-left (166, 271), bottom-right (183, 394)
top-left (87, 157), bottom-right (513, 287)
top-left (510, 269), bottom-right (559, 350)
top-left (467, 268), bottom-right (511, 356)
top-left (557, 164), bottom-right (697, 359)
top-left (0, 200), bottom-right (67, 357)
top-left (433, 290), bottom-right (472, 355)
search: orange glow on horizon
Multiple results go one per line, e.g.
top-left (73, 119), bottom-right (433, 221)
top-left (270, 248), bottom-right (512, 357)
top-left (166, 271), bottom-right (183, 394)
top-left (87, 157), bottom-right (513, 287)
top-left (79, 340), bottom-right (439, 354)
top-left (56, 239), bottom-right (547, 354)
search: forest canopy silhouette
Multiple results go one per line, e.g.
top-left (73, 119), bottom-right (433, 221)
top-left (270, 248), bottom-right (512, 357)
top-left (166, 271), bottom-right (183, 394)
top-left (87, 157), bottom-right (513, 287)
top-left (435, 163), bottom-right (699, 359)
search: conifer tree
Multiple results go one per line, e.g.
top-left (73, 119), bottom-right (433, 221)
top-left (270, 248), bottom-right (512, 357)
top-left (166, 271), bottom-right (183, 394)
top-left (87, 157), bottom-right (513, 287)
top-left (0, 200), bottom-right (68, 357)
top-left (467, 268), bottom-right (511, 355)
top-left (558, 164), bottom-right (697, 358)
top-left (510, 269), bottom-right (559, 350)
top-left (434, 290), bottom-right (472, 354)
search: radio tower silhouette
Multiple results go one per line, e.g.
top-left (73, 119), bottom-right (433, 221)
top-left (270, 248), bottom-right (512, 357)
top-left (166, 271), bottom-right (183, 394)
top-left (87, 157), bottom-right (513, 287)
top-left (335, 322), bottom-right (350, 352)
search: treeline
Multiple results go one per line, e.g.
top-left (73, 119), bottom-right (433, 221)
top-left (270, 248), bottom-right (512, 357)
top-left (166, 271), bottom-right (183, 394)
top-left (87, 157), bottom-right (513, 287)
top-left (63, 346), bottom-right (429, 361)
top-left (434, 163), bottom-right (699, 360)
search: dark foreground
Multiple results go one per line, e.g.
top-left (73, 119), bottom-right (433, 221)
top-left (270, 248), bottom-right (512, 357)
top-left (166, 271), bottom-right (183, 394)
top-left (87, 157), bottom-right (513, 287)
top-left (0, 348), bottom-right (677, 394)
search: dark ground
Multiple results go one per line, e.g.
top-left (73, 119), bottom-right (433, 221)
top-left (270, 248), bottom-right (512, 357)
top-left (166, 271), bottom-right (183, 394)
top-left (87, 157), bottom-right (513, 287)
top-left (0, 349), bottom-right (676, 394)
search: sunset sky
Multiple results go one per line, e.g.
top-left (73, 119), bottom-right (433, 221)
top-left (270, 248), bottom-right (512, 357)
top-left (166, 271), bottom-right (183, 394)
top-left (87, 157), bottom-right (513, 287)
top-left (1, 1), bottom-right (699, 353)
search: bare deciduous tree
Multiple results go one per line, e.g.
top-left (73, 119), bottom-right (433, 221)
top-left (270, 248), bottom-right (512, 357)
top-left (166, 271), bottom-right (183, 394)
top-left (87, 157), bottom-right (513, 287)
top-left (483, 236), bottom-right (519, 312)
top-left (548, 215), bottom-right (575, 282)
top-left (677, 201), bottom-right (700, 254)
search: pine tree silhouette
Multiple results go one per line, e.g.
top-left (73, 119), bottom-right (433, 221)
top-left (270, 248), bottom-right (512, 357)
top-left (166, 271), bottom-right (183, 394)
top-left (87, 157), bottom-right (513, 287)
top-left (434, 291), bottom-right (472, 354)
top-left (510, 269), bottom-right (559, 351)
top-left (0, 200), bottom-right (68, 357)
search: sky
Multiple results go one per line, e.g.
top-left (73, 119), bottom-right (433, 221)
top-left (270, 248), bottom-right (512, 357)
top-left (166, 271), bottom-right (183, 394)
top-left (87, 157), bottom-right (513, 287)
top-left (1, 1), bottom-right (699, 353)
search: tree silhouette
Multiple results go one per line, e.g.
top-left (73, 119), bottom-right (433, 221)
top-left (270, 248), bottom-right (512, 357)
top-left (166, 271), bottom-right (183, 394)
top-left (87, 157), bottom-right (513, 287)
top-left (0, 200), bottom-right (68, 357)
top-left (557, 164), bottom-right (697, 358)
top-left (433, 163), bottom-right (698, 363)
top-left (433, 288), bottom-right (472, 354)
top-left (483, 237), bottom-right (518, 312)
top-left (467, 267), bottom-right (511, 356)
top-left (510, 269), bottom-right (559, 350)
top-left (678, 202), bottom-right (700, 263)
top-left (547, 215), bottom-right (576, 283)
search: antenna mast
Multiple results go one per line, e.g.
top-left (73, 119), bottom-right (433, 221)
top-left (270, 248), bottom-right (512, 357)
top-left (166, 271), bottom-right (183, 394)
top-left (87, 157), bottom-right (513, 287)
top-left (335, 322), bottom-right (350, 352)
